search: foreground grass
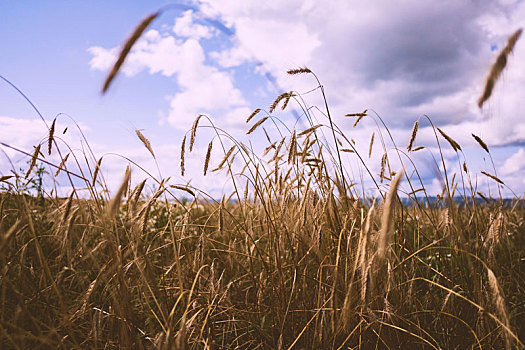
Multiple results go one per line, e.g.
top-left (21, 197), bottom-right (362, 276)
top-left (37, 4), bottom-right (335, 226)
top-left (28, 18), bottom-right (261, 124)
top-left (0, 147), bottom-right (524, 349)
top-left (0, 192), bottom-right (524, 349)
top-left (1, 23), bottom-right (524, 346)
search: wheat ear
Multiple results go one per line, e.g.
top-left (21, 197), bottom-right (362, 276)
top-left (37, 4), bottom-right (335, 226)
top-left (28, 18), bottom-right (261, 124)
top-left (102, 12), bottom-right (160, 93)
top-left (478, 29), bottom-right (522, 108)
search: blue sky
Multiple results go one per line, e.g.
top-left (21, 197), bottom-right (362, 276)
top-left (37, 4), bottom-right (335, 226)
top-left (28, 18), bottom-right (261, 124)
top-left (1, 1), bottom-right (525, 198)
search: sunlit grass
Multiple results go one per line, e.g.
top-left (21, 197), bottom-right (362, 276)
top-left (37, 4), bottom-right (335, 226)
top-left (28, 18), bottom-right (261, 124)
top-left (0, 16), bottom-right (524, 348)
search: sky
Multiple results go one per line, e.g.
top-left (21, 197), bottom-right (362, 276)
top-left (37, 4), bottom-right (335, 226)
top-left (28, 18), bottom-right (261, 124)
top-left (1, 0), bottom-right (525, 198)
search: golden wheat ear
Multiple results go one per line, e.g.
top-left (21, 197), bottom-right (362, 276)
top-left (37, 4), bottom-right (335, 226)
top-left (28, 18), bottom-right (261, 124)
top-left (377, 172), bottom-right (403, 264)
top-left (478, 28), bottom-right (522, 108)
top-left (102, 12), bottom-right (161, 94)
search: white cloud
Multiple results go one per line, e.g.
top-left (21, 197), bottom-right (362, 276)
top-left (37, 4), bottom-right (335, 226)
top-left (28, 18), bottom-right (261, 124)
top-left (86, 0), bottom-right (525, 194)
top-left (200, 0), bottom-right (525, 134)
top-left (172, 10), bottom-right (214, 39)
top-left (0, 116), bottom-right (49, 151)
top-left (0, 116), bottom-right (85, 163)
top-left (88, 29), bottom-right (248, 131)
top-left (501, 148), bottom-right (525, 176)
top-left (209, 46), bottom-right (252, 68)
top-left (0, 116), bottom-right (93, 195)
top-left (87, 46), bottom-right (118, 72)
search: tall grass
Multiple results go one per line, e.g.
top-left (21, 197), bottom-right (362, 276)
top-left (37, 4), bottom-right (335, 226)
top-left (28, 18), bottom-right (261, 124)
top-left (0, 20), bottom-right (524, 349)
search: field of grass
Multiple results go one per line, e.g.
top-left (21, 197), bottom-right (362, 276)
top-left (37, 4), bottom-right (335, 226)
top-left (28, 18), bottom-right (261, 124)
top-left (0, 15), bottom-right (523, 350)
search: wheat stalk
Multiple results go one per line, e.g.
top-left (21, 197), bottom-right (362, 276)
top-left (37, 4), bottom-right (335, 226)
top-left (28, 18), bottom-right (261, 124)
top-left (288, 130), bottom-right (297, 164)
top-left (131, 179), bottom-right (147, 206)
top-left (481, 171), bottom-right (504, 185)
top-left (486, 268), bottom-right (512, 349)
top-left (345, 110), bottom-right (367, 117)
top-left (247, 117), bottom-right (268, 135)
top-left (263, 142), bottom-right (277, 157)
top-left (180, 135), bottom-right (186, 176)
top-left (298, 124), bottom-right (322, 137)
top-left (486, 212), bottom-right (504, 249)
top-left (472, 134), bottom-right (489, 153)
top-left (273, 137), bottom-right (286, 160)
top-left (136, 129), bottom-right (155, 158)
top-left (380, 153), bottom-right (387, 181)
top-left (437, 127), bottom-right (461, 152)
top-left (55, 153), bottom-right (70, 177)
top-left (218, 197), bottom-right (224, 233)
top-left (369, 132), bottom-right (375, 158)
top-left (106, 167), bottom-right (131, 218)
top-left (140, 201), bottom-right (151, 236)
top-left (477, 191), bottom-right (490, 203)
top-left (48, 118), bottom-right (56, 155)
top-left (352, 115), bottom-right (365, 127)
top-left (92, 157), bottom-right (103, 186)
top-left (102, 12), bottom-right (160, 93)
top-left (281, 92), bottom-right (294, 110)
top-left (204, 141), bottom-right (213, 176)
top-left (190, 115), bottom-right (202, 152)
top-left (25, 144), bottom-right (41, 179)
top-left (246, 108), bottom-right (261, 123)
top-left (407, 121), bottom-right (419, 151)
top-left (0, 175), bottom-right (13, 183)
top-left (214, 145), bottom-right (235, 172)
top-left (61, 190), bottom-right (75, 225)
top-left (478, 28), bottom-right (522, 108)
top-left (377, 172), bottom-right (403, 265)
top-left (269, 92), bottom-right (293, 113)
top-left (287, 67), bottom-right (312, 75)
top-left (170, 185), bottom-right (195, 197)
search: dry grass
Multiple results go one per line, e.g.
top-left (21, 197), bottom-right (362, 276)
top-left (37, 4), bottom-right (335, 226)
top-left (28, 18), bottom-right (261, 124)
top-left (437, 127), bottom-right (461, 152)
top-left (2, 73), bottom-right (524, 348)
top-left (407, 121), bottom-right (418, 152)
top-left (472, 133), bottom-right (489, 153)
top-left (102, 12), bottom-right (160, 94)
top-left (48, 118), bottom-right (56, 155)
top-left (0, 15), bottom-right (524, 349)
top-left (136, 129), bottom-right (155, 158)
top-left (478, 28), bottom-right (522, 108)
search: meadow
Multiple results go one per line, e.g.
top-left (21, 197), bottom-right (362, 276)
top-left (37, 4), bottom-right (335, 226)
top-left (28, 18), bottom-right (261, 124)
top-left (0, 14), bottom-right (523, 350)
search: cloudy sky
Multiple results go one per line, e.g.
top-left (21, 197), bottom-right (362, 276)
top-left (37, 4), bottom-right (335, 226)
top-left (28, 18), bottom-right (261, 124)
top-left (1, 0), bottom-right (524, 198)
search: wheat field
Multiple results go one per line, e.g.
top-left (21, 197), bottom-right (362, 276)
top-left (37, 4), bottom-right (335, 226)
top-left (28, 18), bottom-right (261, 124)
top-left (0, 14), bottom-right (523, 350)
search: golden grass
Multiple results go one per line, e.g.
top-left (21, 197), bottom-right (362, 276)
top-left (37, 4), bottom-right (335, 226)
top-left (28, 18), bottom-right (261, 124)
top-left (481, 170), bottom-right (505, 185)
top-left (136, 129), bottom-right (155, 158)
top-left (246, 108), bottom-right (261, 123)
top-left (25, 144), bottom-right (41, 178)
top-left (269, 91), bottom-right (294, 113)
top-left (102, 12), bottom-right (160, 94)
top-left (180, 135), bottom-right (186, 176)
top-left (437, 127), bottom-right (461, 152)
top-left (376, 172), bottom-right (403, 265)
top-left (287, 67), bottom-right (312, 75)
top-left (1, 17), bottom-right (524, 347)
top-left (47, 118), bottom-right (56, 155)
top-left (472, 133), bottom-right (489, 153)
top-left (189, 115), bottom-right (202, 152)
top-left (486, 268), bottom-right (512, 349)
top-left (407, 121), bottom-right (419, 152)
top-left (92, 156), bottom-right (103, 186)
top-left (106, 166), bottom-right (130, 218)
top-left (478, 28), bottom-right (522, 108)
top-left (247, 116), bottom-right (269, 134)
top-left (203, 141), bottom-right (213, 176)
